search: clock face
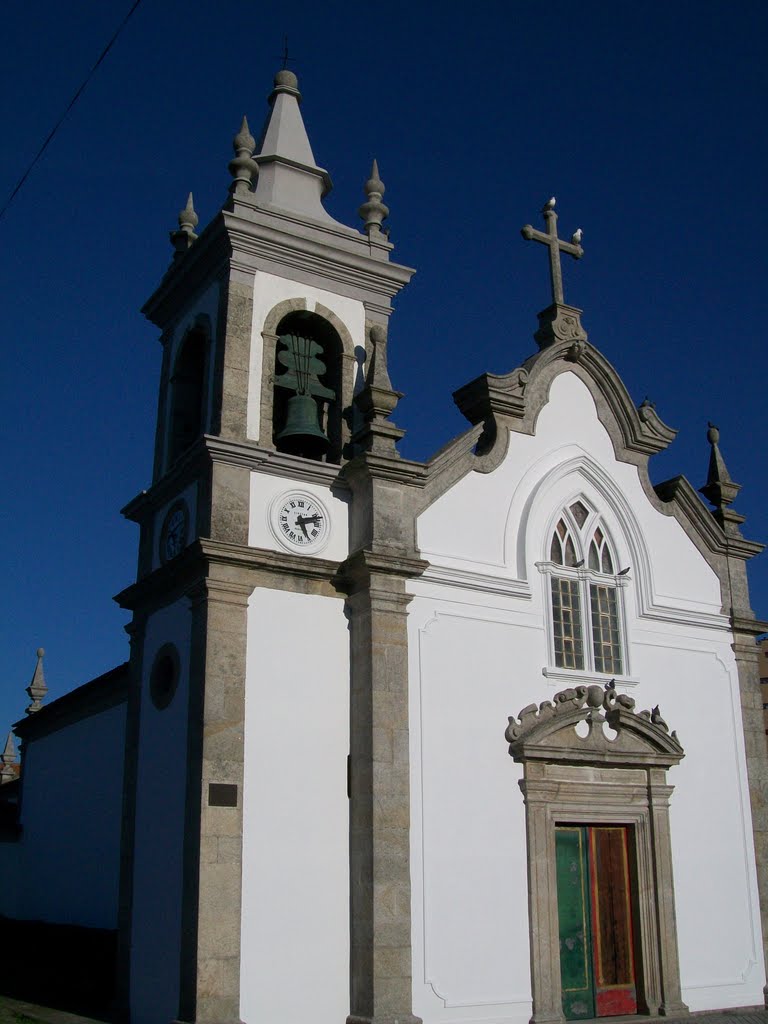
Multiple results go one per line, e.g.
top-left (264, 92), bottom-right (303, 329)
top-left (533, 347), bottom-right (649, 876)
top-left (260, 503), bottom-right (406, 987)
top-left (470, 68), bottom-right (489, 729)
top-left (270, 491), bottom-right (330, 553)
top-left (160, 500), bottom-right (189, 563)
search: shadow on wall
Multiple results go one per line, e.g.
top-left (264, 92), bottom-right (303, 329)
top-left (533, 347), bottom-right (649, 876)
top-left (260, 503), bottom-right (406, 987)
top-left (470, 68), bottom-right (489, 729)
top-left (0, 917), bottom-right (116, 1021)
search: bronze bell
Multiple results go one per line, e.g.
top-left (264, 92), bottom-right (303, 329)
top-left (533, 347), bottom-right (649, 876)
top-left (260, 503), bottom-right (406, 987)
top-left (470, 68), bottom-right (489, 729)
top-left (276, 393), bottom-right (330, 459)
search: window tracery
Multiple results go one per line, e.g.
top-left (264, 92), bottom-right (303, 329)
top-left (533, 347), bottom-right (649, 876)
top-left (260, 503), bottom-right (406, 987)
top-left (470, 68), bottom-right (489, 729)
top-left (543, 502), bottom-right (627, 677)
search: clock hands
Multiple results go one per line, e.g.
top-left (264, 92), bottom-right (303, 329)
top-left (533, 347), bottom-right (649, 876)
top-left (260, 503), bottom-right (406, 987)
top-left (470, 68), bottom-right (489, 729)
top-left (295, 513), bottom-right (322, 540)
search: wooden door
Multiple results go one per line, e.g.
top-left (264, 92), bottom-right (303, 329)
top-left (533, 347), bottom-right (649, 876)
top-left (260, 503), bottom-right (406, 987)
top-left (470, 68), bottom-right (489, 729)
top-left (555, 826), bottom-right (637, 1020)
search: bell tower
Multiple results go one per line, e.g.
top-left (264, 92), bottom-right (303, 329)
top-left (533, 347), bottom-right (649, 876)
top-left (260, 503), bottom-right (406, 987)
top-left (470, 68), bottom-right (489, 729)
top-left (116, 68), bottom-right (423, 1024)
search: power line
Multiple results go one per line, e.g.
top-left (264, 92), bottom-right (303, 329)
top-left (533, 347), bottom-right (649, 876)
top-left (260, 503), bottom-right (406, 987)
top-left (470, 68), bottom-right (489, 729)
top-left (0, 0), bottom-right (144, 224)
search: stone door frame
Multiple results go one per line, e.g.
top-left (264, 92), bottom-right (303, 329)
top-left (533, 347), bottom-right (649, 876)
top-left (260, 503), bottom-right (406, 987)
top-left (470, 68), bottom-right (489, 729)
top-left (506, 685), bottom-right (689, 1024)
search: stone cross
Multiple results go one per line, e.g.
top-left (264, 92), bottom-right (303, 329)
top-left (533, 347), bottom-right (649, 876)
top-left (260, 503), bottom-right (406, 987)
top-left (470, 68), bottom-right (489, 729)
top-left (521, 198), bottom-right (584, 306)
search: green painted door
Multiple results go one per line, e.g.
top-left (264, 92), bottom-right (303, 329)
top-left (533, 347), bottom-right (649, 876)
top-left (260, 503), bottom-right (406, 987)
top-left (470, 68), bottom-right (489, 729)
top-left (556, 826), bottom-right (638, 1020)
top-left (555, 827), bottom-right (595, 1020)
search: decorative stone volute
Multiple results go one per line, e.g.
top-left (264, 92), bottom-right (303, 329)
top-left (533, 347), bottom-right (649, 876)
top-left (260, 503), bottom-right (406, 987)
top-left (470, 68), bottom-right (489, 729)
top-left (534, 302), bottom-right (588, 350)
top-left (169, 192), bottom-right (199, 258)
top-left (358, 159), bottom-right (390, 240)
top-left (25, 647), bottom-right (48, 715)
top-left (228, 116), bottom-right (259, 197)
top-left (506, 681), bottom-right (684, 767)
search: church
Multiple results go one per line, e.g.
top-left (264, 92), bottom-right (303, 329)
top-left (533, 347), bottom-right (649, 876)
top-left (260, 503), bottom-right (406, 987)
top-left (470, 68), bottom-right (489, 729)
top-left (1, 65), bottom-right (767, 1024)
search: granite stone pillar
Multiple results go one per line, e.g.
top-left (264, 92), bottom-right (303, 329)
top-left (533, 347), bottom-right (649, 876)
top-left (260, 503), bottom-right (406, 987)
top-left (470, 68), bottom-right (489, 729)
top-left (647, 774), bottom-right (688, 1016)
top-left (177, 569), bottom-right (252, 1024)
top-left (733, 625), bottom-right (768, 1005)
top-left (345, 551), bottom-right (425, 1024)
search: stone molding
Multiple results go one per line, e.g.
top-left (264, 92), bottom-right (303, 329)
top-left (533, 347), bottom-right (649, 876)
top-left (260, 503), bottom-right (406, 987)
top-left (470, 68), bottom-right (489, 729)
top-left (142, 204), bottom-right (415, 330)
top-left (506, 681), bottom-right (684, 767)
top-left (115, 537), bottom-right (343, 614)
top-left (508, 682), bottom-right (688, 1023)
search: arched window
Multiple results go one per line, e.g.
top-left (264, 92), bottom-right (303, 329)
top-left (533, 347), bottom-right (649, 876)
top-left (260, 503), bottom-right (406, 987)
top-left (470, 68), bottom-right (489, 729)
top-left (272, 311), bottom-right (343, 463)
top-left (545, 500), bottom-right (626, 676)
top-left (167, 326), bottom-right (207, 466)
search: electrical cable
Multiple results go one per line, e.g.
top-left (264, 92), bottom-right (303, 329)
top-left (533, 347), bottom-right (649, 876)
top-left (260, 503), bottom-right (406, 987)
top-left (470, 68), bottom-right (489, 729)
top-left (0, 0), bottom-right (144, 224)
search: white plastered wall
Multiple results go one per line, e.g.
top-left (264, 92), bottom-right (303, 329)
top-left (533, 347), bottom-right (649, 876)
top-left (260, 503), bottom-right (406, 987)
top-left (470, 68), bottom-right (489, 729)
top-left (245, 269), bottom-right (367, 440)
top-left (248, 472), bottom-right (349, 561)
top-left (409, 371), bottom-right (764, 1023)
top-left (7, 703), bottom-right (126, 928)
top-left (240, 587), bottom-right (350, 1023)
top-left (130, 598), bottom-right (191, 1024)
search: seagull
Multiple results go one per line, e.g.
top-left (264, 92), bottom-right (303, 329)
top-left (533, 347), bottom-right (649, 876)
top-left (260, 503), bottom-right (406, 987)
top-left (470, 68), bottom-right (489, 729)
top-left (543, 196), bottom-right (556, 211)
top-left (572, 228), bottom-right (583, 244)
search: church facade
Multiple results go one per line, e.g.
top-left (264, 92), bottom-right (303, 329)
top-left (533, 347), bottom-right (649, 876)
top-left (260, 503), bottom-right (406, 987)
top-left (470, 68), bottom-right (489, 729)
top-left (2, 67), bottom-right (768, 1024)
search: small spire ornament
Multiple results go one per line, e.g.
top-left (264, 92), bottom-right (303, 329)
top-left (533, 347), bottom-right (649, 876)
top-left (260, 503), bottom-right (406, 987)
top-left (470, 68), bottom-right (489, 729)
top-left (358, 159), bottom-right (389, 240)
top-left (169, 192), bottom-right (199, 258)
top-left (26, 647), bottom-right (48, 715)
top-left (700, 423), bottom-right (741, 515)
top-left (0, 733), bottom-right (17, 784)
top-left (229, 116), bottom-right (259, 197)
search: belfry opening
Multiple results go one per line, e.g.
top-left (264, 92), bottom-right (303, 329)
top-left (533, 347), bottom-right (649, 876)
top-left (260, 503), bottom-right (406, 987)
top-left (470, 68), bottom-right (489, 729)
top-left (272, 310), bottom-right (343, 463)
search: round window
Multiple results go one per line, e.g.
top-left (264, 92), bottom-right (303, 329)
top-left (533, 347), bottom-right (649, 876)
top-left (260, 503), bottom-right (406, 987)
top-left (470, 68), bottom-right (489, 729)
top-left (149, 644), bottom-right (180, 710)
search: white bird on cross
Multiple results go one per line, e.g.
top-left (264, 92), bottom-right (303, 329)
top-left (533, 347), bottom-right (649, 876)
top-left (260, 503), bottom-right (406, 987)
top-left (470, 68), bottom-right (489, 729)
top-left (572, 228), bottom-right (583, 244)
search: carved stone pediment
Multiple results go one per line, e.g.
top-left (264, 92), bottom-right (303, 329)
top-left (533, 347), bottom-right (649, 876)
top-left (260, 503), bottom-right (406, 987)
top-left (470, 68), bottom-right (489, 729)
top-left (506, 681), bottom-right (684, 769)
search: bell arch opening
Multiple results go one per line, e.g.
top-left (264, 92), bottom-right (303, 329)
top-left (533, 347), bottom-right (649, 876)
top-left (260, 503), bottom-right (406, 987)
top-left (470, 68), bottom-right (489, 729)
top-left (272, 310), bottom-right (344, 463)
top-left (167, 325), bottom-right (208, 468)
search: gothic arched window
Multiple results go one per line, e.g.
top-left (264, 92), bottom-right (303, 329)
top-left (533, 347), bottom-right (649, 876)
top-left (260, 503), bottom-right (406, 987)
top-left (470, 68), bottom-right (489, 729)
top-left (545, 500), bottom-right (626, 676)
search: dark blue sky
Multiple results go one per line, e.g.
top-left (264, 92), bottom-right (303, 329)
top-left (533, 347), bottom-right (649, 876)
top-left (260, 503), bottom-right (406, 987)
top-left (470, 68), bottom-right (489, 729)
top-left (2, 0), bottom-right (766, 729)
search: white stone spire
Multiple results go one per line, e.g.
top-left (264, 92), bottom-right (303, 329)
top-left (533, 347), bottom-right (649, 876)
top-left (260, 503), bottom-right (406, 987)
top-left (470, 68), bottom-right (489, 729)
top-left (252, 70), bottom-right (336, 225)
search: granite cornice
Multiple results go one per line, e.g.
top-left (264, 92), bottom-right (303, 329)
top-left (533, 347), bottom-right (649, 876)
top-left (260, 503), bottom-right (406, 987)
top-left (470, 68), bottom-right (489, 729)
top-left (341, 451), bottom-right (428, 489)
top-left (122, 437), bottom-right (351, 524)
top-left (115, 536), bottom-right (342, 612)
top-left (337, 548), bottom-right (429, 596)
top-left (654, 475), bottom-right (764, 562)
top-left (204, 435), bottom-right (350, 489)
top-left (142, 214), bottom-right (231, 328)
top-left (223, 216), bottom-right (415, 302)
top-left (455, 339), bottom-right (677, 464)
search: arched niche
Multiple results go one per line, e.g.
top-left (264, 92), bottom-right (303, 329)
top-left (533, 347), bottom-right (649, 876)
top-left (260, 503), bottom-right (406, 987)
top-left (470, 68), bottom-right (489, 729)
top-left (166, 318), bottom-right (210, 468)
top-left (505, 682), bottom-right (688, 1024)
top-left (259, 300), bottom-right (356, 463)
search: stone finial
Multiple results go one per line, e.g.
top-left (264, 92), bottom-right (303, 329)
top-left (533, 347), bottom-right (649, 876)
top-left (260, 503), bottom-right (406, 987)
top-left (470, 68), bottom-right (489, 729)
top-left (0, 732), bottom-right (17, 784)
top-left (169, 192), bottom-right (199, 259)
top-left (228, 116), bottom-right (259, 197)
top-left (25, 647), bottom-right (48, 715)
top-left (358, 159), bottom-right (390, 240)
top-left (700, 423), bottom-right (744, 535)
top-left (351, 323), bottom-right (405, 456)
top-left (270, 69), bottom-right (301, 102)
